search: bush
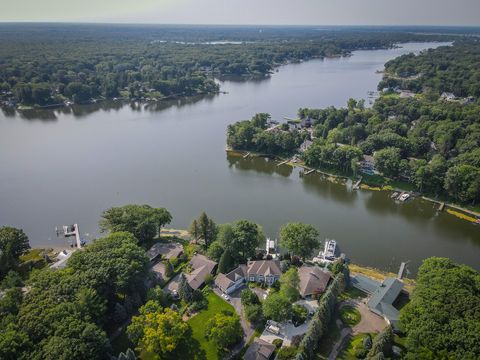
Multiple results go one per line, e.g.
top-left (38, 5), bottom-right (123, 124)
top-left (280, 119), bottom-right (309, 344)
top-left (273, 338), bottom-right (284, 348)
top-left (291, 304), bottom-right (308, 326)
top-left (241, 288), bottom-right (260, 306)
top-left (355, 348), bottom-right (368, 358)
top-left (245, 303), bottom-right (263, 324)
top-left (277, 346), bottom-right (298, 360)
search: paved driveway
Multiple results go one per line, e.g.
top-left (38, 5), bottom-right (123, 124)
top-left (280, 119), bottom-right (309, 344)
top-left (213, 286), bottom-right (255, 342)
top-left (340, 299), bottom-right (387, 334)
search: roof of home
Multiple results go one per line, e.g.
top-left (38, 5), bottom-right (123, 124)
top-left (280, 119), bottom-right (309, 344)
top-left (187, 254), bottom-right (217, 290)
top-left (352, 275), bottom-right (403, 326)
top-left (244, 338), bottom-right (276, 360)
top-left (351, 274), bottom-right (380, 294)
top-left (298, 266), bottom-right (331, 297)
top-left (247, 260), bottom-right (282, 277)
top-left (151, 262), bottom-right (167, 282)
top-left (147, 242), bottom-right (183, 261)
top-left (215, 264), bottom-right (247, 290)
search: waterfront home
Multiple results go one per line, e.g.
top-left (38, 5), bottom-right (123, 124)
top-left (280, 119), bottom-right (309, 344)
top-left (215, 259), bottom-right (282, 294)
top-left (398, 90), bottom-right (416, 99)
top-left (359, 154), bottom-right (376, 175)
top-left (247, 259), bottom-right (282, 285)
top-left (298, 266), bottom-right (331, 299)
top-left (299, 139), bottom-right (313, 153)
top-left (186, 254), bottom-right (217, 290)
top-left (441, 92), bottom-right (456, 101)
top-left (351, 274), bottom-right (404, 328)
top-left (147, 242), bottom-right (183, 262)
top-left (244, 338), bottom-right (276, 360)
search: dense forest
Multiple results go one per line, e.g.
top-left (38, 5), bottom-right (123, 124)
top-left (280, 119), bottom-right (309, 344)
top-left (227, 40), bottom-right (480, 205)
top-left (0, 24), bottom-right (455, 107)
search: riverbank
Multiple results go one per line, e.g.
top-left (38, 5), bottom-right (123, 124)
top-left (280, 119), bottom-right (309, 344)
top-left (227, 149), bottom-right (480, 224)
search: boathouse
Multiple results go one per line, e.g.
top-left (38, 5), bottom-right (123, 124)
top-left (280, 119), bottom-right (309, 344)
top-left (351, 275), bottom-right (403, 328)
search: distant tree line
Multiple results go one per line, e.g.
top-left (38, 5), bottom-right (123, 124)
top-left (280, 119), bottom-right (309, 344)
top-left (0, 24), bottom-right (455, 107)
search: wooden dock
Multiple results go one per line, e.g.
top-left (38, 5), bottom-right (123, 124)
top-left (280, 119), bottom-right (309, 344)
top-left (243, 152), bottom-right (251, 159)
top-left (277, 159), bottom-right (290, 166)
top-left (304, 169), bottom-right (316, 175)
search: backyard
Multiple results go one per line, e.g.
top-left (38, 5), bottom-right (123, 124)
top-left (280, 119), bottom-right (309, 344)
top-left (188, 291), bottom-right (236, 360)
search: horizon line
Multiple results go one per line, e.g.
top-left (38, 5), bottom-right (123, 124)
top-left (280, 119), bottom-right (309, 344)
top-left (0, 21), bottom-right (480, 28)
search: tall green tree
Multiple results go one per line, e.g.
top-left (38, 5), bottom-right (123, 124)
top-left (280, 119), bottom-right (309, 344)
top-left (279, 268), bottom-right (300, 303)
top-left (279, 223), bottom-right (319, 260)
top-left (0, 227), bottom-right (30, 279)
top-left (205, 312), bottom-right (243, 351)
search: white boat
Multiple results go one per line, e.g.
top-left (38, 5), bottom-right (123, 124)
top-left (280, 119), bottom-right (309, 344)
top-left (398, 193), bottom-right (411, 202)
top-left (323, 239), bottom-right (337, 261)
top-left (313, 239), bottom-right (338, 263)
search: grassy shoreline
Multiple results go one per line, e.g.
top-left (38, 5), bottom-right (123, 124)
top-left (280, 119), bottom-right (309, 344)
top-left (226, 148), bottom-right (480, 221)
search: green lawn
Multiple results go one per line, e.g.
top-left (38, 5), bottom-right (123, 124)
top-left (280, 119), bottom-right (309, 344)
top-left (338, 333), bottom-right (375, 360)
top-left (339, 306), bottom-right (361, 327)
top-left (187, 292), bottom-right (236, 360)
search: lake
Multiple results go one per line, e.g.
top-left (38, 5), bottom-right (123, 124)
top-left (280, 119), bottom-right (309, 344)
top-left (1, 42), bottom-right (478, 273)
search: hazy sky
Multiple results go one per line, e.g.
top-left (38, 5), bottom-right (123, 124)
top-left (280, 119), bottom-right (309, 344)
top-left (2, 0), bottom-right (480, 26)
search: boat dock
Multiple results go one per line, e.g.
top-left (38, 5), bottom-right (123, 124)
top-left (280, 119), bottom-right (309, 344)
top-left (353, 177), bottom-right (362, 190)
top-left (397, 261), bottom-right (409, 279)
top-left (304, 169), bottom-right (316, 175)
top-left (277, 159), bottom-right (290, 166)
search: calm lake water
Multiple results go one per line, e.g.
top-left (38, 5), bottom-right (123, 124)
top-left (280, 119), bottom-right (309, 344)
top-left (1, 42), bottom-right (478, 273)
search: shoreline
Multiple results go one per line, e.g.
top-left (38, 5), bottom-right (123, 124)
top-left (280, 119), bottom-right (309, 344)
top-left (226, 148), bottom-right (480, 223)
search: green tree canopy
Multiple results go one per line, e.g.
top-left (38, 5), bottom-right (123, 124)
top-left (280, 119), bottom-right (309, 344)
top-left (279, 223), bottom-right (320, 260)
top-left (205, 312), bottom-right (243, 351)
top-left (99, 204), bottom-right (172, 243)
top-left (262, 292), bottom-right (292, 323)
top-left (400, 257), bottom-right (480, 360)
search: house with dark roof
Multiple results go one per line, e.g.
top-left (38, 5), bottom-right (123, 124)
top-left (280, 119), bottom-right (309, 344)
top-left (243, 338), bottom-right (276, 360)
top-left (186, 254), bottom-right (217, 290)
top-left (298, 266), bottom-right (331, 299)
top-left (147, 242), bottom-right (183, 261)
top-left (352, 274), bottom-right (404, 328)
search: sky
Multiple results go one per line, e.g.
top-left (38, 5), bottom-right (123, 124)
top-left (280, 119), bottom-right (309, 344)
top-left (1, 0), bottom-right (480, 26)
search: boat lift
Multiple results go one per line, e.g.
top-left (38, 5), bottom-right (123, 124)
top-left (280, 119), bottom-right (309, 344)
top-left (55, 223), bottom-right (84, 249)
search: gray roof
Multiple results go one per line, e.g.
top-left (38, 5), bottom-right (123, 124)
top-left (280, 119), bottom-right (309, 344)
top-left (244, 338), bottom-right (275, 360)
top-left (351, 274), bottom-right (380, 294)
top-left (187, 254), bottom-right (217, 290)
top-left (215, 264), bottom-right (247, 291)
top-left (366, 277), bottom-right (403, 325)
top-left (147, 242), bottom-right (183, 261)
top-left (298, 266), bottom-right (331, 298)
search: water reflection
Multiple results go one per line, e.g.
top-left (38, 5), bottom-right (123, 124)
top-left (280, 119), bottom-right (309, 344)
top-left (226, 153), bottom-right (293, 177)
top-left (302, 172), bottom-right (357, 205)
